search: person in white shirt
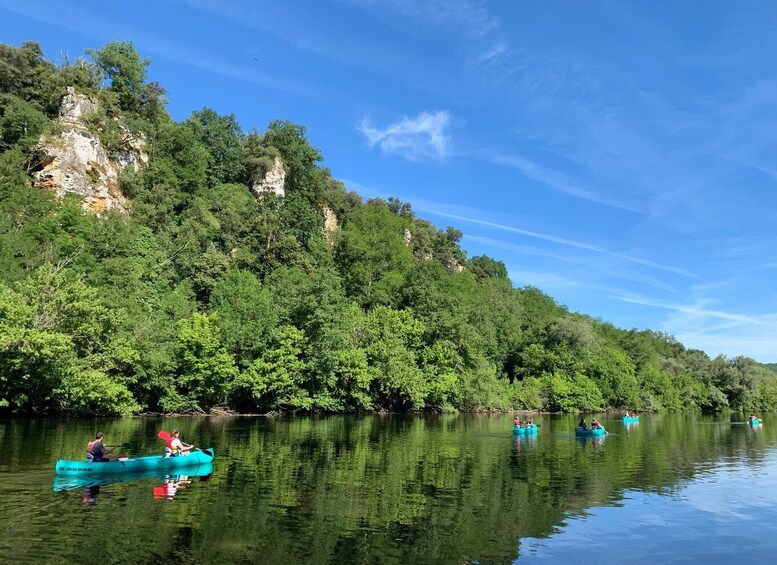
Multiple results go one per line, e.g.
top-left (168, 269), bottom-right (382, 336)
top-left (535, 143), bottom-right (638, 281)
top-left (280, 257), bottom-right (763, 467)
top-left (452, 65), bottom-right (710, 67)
top-left (165, 429), bottom-right (195, 457)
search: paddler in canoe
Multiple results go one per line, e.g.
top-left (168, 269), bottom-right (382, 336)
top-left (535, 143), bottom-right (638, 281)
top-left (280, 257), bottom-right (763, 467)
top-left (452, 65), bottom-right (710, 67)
top-left (86, 432), bottom-right (120, 462)
top-left (165, 429), bottom-right (195, 457)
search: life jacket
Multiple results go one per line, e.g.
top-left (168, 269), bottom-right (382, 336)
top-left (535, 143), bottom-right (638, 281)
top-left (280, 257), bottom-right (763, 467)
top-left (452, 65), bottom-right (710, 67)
top-left (86, 440), bottom-right (99, 455)
top-left (166, 437), bottom-right (180, 454)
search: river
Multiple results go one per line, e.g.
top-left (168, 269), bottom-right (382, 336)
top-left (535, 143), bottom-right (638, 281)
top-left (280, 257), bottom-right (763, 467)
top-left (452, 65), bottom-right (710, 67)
top-left (1, 413), bottom-right (775, 564)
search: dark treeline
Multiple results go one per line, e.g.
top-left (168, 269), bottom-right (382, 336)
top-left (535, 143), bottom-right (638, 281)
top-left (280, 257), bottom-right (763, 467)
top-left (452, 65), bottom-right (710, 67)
top-left (1, 41), bottom-right (776, 416)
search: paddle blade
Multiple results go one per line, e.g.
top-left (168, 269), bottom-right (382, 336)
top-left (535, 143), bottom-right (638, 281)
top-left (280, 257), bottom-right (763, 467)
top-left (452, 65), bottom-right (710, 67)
top-left (198, 448), bottom-right (213, 458)
top-left (157, 431), bottom-right (171, 441)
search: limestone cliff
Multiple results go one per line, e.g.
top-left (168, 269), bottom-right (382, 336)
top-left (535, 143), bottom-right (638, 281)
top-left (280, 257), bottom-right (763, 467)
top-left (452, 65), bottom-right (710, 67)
top-left (323, 206), bottom-right (338, 244)
top-left (251, 155), bottom-right (286, 198)
top-left (33, 87), bottom-right (148, 214)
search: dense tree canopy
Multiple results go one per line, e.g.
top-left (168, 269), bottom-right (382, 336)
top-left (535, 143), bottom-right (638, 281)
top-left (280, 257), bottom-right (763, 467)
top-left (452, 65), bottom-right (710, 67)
top-left (1, 40), bottom-right (776, 415)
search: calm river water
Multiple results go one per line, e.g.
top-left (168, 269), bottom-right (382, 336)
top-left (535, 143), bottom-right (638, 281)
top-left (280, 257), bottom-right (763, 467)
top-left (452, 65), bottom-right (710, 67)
top-left (1, 413), bottom-right (776, 564)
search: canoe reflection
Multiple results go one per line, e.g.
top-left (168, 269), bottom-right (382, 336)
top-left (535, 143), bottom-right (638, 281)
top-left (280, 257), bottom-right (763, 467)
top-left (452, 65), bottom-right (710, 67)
top-left (576, 435), bottom-right (605, 449)
top-left (153, 469), bottom-right (212, 500)
top-left (513, 434), bottom-right (538, 451)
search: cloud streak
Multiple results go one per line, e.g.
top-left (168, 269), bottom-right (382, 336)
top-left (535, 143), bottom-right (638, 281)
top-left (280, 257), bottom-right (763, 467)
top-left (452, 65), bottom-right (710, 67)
top-left (482, 151), bottom-right (644, 212)
top-left (0, 0), bottom-right (327, 99)
top-left (345, 0), bottom-right (501, 37)
top-left (612, 292), bottom-right (774, 327)
top-left (358, 111), bottom-right (451, 160)
top-left (420, 207), bottom-right (700, 280)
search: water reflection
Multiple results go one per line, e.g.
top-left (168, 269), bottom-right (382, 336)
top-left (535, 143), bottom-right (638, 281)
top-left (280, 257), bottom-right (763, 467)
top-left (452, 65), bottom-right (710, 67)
top-left (81, 484), bottom-right (101, 508)
top-left (575, 435), bottom-right (605, 450)
top-left (511, 434), bottom-right (538, 461)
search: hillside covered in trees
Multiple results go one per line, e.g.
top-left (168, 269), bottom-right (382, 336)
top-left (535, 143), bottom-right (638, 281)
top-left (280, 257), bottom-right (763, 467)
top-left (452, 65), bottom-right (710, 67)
top-left (1, 40), bottom-right (775, 416)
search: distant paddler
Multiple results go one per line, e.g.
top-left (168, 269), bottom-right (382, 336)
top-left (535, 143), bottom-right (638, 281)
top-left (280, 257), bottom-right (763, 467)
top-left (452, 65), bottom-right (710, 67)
top-left (86, 432), bottom-right (120, 462)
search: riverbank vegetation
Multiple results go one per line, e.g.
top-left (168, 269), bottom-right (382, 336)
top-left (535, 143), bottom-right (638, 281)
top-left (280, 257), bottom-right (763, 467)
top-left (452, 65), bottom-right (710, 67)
top-left (1, 41), bottom-right (776, 416)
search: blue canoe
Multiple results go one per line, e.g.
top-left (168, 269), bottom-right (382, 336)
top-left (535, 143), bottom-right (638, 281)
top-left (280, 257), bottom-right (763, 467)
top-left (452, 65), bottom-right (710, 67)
top-left (623, 416), bottom-right (639, 423)
top-left (575, 427), bottom-right (605, 437)
top-left (513, 425), bottom-right (538, 435)
top-left (749, 419), bottom-right (762, 427)
top-left (54, 448), bottom-right (214, 476)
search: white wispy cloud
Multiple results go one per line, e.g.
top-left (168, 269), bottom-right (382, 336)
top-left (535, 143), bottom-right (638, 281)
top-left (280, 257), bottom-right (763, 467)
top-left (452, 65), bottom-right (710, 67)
top-left (612, 292), bottom-right (774, 327)
top-left (468, 41), bottom-right (510, 68)
top-left (606, 269), bottom-right (678, 294)
top-left (671, 332), bottom-right (777, 362)
top-left (358, 111), bottom-right (451, 160)
top-left (422, 208), bottom-right (700, 280)
top-left (0, 0), bottom-right (327, 99)
top-left (482, 151), bottom-right (643, 213)
top-left (507, 269), bottom-right (582, 292)
top-left (464, 234), bottom-right (583, 264)
top-left (345, 0), bottom-right (501, 37)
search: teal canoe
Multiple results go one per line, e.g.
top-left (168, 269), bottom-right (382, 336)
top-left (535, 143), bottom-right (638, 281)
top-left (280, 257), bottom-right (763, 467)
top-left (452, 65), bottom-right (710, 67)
top-left (513, 425), bottom-right (538, 435)
top-left (575, 427), bottom-right (605, 437)
top-left (54, 448), bottom-right (214, 476)
top-left (623, 416), bottom-right (639, 423)
top-left (749, 419), bottom-right (762, 427)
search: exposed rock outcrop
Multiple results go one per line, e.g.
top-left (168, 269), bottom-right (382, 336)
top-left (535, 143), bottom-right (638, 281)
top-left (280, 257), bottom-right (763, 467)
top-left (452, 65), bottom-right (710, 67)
top-left (251, 156), bottom-right (286, 198)
top-left (33, 87), bottom-right (147, 215)
top-left (322, 206), bottom-right (338, 244)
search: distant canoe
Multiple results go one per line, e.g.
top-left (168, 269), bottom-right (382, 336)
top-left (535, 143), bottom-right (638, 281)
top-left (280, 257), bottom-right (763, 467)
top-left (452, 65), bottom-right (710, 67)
top-left (513, 425), bottom-right (538, 435)
top-left (575, 427), bottom-right (605, 437)
top-left (623, 416), bottom-right (639, 423)
top-left (749, 419), bottom-right (762, 427)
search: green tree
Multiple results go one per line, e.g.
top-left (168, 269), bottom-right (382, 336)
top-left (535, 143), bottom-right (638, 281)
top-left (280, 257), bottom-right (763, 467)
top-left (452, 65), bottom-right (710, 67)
top-left (364, 305), bottom-right (427, 410)
top-left (175, 312), bottom-right (238, 411)
top-left (183, 108), bottom-right (246, 186)
top-left (0, 97), bottom-right (51, 151)
top-left (336, 200), bottom-right (414, 308)
top-left (211, 269), bottom-right (278, 369)
top-left (87, 41), bottom-right (165, 122)
top-left (230, 325), bottom-right (310, 412)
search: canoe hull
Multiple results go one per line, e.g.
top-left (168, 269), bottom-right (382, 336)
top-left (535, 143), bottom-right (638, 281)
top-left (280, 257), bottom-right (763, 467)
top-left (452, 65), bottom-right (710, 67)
top-left (513, 425), bottom-right (538, 435)
top-left (622, 417), bottom-right (639, 423)
top-left (575, 427), bottom-right (605, 437)
top-left (54, 449), bottom-right (214, 476)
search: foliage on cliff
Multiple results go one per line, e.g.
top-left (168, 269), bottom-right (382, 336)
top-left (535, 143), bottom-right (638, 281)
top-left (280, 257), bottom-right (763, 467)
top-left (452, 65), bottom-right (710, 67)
top-left (1, 41), bottom-right (775, 415)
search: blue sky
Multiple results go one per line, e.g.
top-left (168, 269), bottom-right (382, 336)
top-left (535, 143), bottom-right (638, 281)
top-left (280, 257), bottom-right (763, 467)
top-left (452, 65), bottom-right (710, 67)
top-left (2, 1), bottom-right (777, 362)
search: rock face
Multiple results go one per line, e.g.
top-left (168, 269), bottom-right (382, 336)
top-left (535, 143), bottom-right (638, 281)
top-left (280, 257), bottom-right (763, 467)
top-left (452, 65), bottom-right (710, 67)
top-left (33, 87), bottom-right (147, 214)
top-left (251, 156), bottom-right (286, 198)
top-left (322, 206), bottom-right (338, 243)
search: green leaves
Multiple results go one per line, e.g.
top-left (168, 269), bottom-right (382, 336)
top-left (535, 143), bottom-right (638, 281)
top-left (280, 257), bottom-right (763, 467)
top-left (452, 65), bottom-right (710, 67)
top-left (175, 313), bottom-right (238, 410)
top-left (336, 200), bottom-right (414, 308)
top-left (0, 266), bottom-right (137, 415)
top-left (87, 41), bottom-right (165, 124)
top-left (0, 97), bottom-right (51, 151)
top-left (230, 325), bottom-right (310, 412)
